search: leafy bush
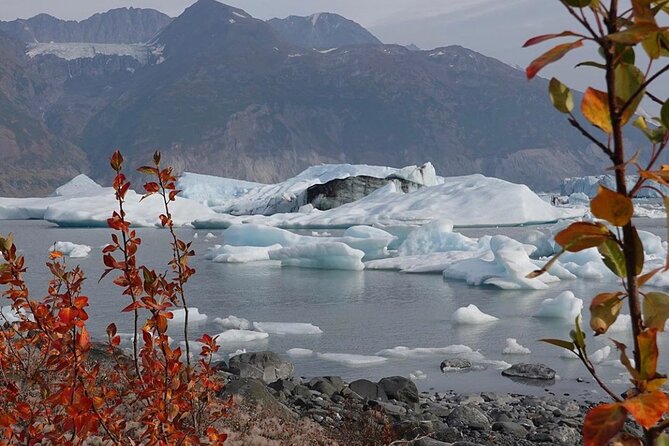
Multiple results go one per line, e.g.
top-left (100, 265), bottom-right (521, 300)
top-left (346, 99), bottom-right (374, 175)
top-left (526, 1), bottom-right (669, 445)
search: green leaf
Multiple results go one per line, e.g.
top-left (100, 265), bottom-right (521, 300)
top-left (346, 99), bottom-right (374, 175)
top-left (548, 78), bottom-right (574, 114)
top-left (590, 292), bottom-right (624, 335)
top-left (662, 99), bottom-right (669, 129)
top-left (598, 240), bottom-right (627, 278)
top-left (570, 315), bottom-right (587, 350)
top-left (658, 433), bottom-right (669, 446)
top-left (615, 63), bottom-right (645, 125)
top-left (575, 60), bottom-right (607, 70)
top-left (564, 0), bottom-right (592, 6)
top-left (540, 338), bottom-right (576, 351)
top-left (644, 292), bottom-right (669, 331)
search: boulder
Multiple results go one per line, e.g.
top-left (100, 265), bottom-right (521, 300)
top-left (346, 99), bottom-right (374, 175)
top-left (440, 358), bottom-right (472, 371)
top-left (501, 363), bottom-right (556, 381)
top-left (227, 351), bottom-right (294, 384)
top-left (219, 378), bottom-right (295, 417)
top-left (378, 376), bottom-right (419, 405)
top-left (349, 379), bottom-right (388, 401)
top-left (308, 376), bottom-right (345, 397)
top-left (446, 405), bottom-right (490, 431)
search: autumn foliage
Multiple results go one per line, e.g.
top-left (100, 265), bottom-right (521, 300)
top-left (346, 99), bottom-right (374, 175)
top-left (0, 151), bottom-right (229, 444)
top-left (526, 0), bottom-right (669, 445)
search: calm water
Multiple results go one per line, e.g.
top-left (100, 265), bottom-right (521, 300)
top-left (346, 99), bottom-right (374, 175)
top-left (1, 219), bottom-right (666, 400)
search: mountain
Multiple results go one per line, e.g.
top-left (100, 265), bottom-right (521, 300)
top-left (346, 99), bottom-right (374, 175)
top-left (0, 8), bottom-right (172, 44)
top-left (0, 32), bottom-right (88, 197)
top-left (268, 13), bottom-right (382, 48)
top-left (76, 0), bottom-right (610, 191)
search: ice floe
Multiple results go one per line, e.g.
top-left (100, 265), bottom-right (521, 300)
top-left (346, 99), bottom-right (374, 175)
top-left (502, 338), bottom-right (531, 355)
top-left (269, 242), bottom-right (365, 271)
top-left (214, 315), bottom-right (252, 330)
top-left (315, 353), bottom-right (388, 366)
top-left (534, 291), bottom-right (583, 320)
top-left (50, 241), bottom-right (92, 258)
top-left (205, 244), bottom-right (280, 263)
top-left (452, 305), bottom-right (498, 325)
top-left (252, 322), bottom-right (323, 335)
top-left (286, 348), bottom-right (315, 357)
top-left (214, 330), bottom-right (269, 344)
top-left (169, 308), bottom-right (208, 324)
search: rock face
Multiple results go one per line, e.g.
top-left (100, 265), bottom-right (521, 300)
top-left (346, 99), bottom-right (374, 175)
top-left (349, 379), bottom-right (388, 401)
top-left (268, 12), bottom-right (382, 49)
top-left (227, 351), bottom-right (294, 384)
top-left (306, 175), bottom-right (422, 210)
top-left (0, 8), bottom-right (172, 44)
top-left (501, 363), bottom-right (556, 381)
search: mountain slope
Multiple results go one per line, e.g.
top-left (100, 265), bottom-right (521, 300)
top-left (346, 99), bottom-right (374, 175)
top-left (0, 33), bottom-right (89, 197)
top-left (78, 0), bottom-right (609, 191)
top-left (268, 13), bottom-right (382, 48)
top-left (0, 8), bottom-right (172, 44)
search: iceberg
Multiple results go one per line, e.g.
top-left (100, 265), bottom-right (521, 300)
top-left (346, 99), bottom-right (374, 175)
top-left (269, 242), bottom-right (365, 271)
top-left (443, 236), bottom-right (559, 290)
top-left (316, 352), bottom-right (388, 366)
top-left (398, 220), bottom-right (477, 256)
top-left (561, 175), bottom-right (668, 198)
top-left (169, 308), bottom-right (208, 324)
top-left (194, 174), bottom-right (580, 229)
top-left (214, 315), bottom-right (252, 330)
top-left (176, 172), bottom-right (264, 207)
top-left (502, 338), bottom-right (531, 355)
top-left (452, 304), bottom-right (498, 325)
top-left (214, 330), bottom-right (269, 344)
top-left (286, 348), bottom-right (315, 358)
top-left (223, 224), bottom-right (392, 261)
top-left (534, 291), bottom-right (583, 320)
top-left (50, 241), bottom-right (92, 258)
top-left (205, 244), bottom-right (281, 263)
top-left (252, 322), bottom-right (323, 335)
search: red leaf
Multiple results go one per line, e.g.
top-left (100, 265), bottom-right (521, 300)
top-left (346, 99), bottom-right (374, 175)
top-left (622, 391), bottom-right (669, 429)
top-left (583, 403), bottom-right (627, 446)
top-left (523, 31), bottom-right (582, 47)
top-left (78, 326), bottom-right (91, 351)
top-left (526, 40), bottom-right (584, 79)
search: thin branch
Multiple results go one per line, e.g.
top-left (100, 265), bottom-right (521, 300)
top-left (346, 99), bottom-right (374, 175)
top-left (630, 139), bottom-right (669, 197)
top-left (568, 115), bottom-right (615, 160)
top-left (560, 1), bottom-right (602, 41)
top-left (646, 91), bottom-right (665, 106)
top-left (620, 64), bottom-right (669, 115)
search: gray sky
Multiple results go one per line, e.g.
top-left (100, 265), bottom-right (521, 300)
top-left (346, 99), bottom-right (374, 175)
top-left (1, 0), bottom-right (665, 106)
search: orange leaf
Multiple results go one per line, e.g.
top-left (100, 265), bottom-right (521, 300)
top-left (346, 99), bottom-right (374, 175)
top-left (554, 221), bottom-right (612, 252)
top-left (590, 186), bottom-right (634, 227)
top-left (639, 328), bottom-right (660, 381)
top-left (622, 391), bottom-right (669, 429)
top-left (49, 250), bottom-right (63, 259)
top-left (526, 40), bottom-right (584, 79)
top-left (582, 88), bottom-right (613, 134)
top-left (78, 326), bottom-right (91, 351)
top-left (523, 31), bottom-right (582, 47)
top-left (584, 403), bottom-right (627, 446)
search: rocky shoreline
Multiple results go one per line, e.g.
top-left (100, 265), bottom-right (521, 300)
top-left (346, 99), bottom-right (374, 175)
top-left (214, 351), bottom-right (613, 445)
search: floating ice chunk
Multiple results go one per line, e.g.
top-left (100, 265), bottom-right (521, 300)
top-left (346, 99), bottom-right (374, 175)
top-left (252, 322), bottom-right (323, 335)
top-left (205, 233), bottom-right (217, 240)
top-left (559, 248), bottom-right (616, 280)
top-left (398, 220), bottom-right (477, 256)
top-left (286, 348), bottom-right (315, 357)
top-left (638, 230), bottom-right (666, 258)
top-left (591, 346), bottom-right (611, 364)
top-left (193, 233), bottom-right (199, 239)
top-left (366, 251), bottom-right (481, 274)
top-left (443, 236), bottom-right (558, 290)
top-left (176, 172), bottom-right (263, 207)
top-left (409, 370), bottom-right (427, 381)
top-left (502, 338), bottom-right (531, 355)
top-left (269, 242), bottom-right (365, 270)
top-left (214, 315), bottom-right (251, 330)
top-left (452, 305), bottom-right (498, 325)
top-left (376, 344), bottom-right (478, 358)
top-left (608, 314), bottom-right (631, 332)
top-left (534, 291), bottom-right (583, 320)
top-left (50, 241), bottom-right (91, 258)
top-left (205, 244), bottom-right (281, 263)
top-left (344, 225), bottom-right (396, 244)
top-left (169, 308), bottom-right (208, 324)
top-left (316, 353), bottom-right (388, 366)
top-left (215, 330), bottom-right (269, 344)
top-left (514, 229), bottom-right (555, 258)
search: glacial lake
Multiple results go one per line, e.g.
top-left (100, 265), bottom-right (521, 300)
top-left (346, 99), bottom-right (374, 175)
top-left (2, 218), bottom-right (668, 401)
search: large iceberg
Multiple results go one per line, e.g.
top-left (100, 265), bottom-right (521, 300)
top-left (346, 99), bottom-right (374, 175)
top-left (195, 174), bottom-right (580, 229)
top-left (176, 172), bottom-right (264, 207)
top-left (211, 163), bottom-right (439, 215)
top-left (561, 175), bottom-right (669, 198)
top-left (269, 242), bottom-right (365, 271)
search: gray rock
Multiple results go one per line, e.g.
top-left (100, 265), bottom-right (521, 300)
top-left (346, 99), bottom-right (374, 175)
top-left (219, 378), bottom-right (295, 417)
top-left (370, 400), bottom-right (407, 417)
top-left (308, 376), bottom-right (345, 397)
top-left (550, 425), bottom-right (581, 444)
top-left (227, 351), bottom-right (294, 384)
top-left (446, 405), bottom-right (490, 431)
top-left (379, 376), bottom-right (419, 405)
top-left (440, 358), bottom-right (472, 371)
top-left (501, 363), bottom-right (556, 381)
top-left (491, 421), bottom-right (527, 437)
top-left (350, 379), bottom-right (388, 401)
top-left (414, 439), bottom-right (451, 446)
